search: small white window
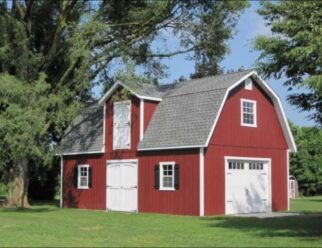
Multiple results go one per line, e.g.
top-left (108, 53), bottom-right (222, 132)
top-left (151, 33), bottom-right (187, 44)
top-left (78, 165), bottom-right (89, 189)
top-left (241, 99), bottom-right (257, 127)
top-left (160, 162), bottom-right (175, 190)
top-left (244, 78), bottom-right (252, 90)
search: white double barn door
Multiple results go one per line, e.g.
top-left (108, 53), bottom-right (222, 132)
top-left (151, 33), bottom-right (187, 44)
top-left (106, 161), bottom-right (138, 212)
top-left (226, 158), bottom-right (271, 215)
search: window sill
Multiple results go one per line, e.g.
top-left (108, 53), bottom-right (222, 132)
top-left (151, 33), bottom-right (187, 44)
top-left (77, 187), bottom-right (89, 190)
top-left (159, 188), bottom-right (176, 191)
top-left (241, 123), bottom-right (257, 128)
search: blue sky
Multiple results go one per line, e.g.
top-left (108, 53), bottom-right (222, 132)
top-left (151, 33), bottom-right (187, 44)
top-left (156, 1), bottom-right (315, 127)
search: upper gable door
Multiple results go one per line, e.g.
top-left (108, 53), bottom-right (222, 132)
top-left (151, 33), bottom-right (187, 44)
top-left (113, 101), bottom-right (131, 150)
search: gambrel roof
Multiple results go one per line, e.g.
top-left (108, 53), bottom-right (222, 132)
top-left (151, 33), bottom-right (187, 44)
top-left (138, 70), bottom-right (253, 150)
top-left (58, 70), bottom-right (296, 155)
top-left (138, 70), bottom-right (296, 152)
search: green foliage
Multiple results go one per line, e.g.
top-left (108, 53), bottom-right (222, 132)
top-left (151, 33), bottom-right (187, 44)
top-left (290, 123), bottom-right (322, 195)
top-left (0, 0), bottom-right (248, 201)
top-left (254, 1), bottom-right (322, 125)
top-left (0, 74), bottom-right (81, 179)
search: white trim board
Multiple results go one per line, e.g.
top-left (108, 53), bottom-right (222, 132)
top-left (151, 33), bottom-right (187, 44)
top-left (60, 156), bottom-right (63, 208)
top-left (57, 150), bottom-right (104, 156)
top-left (99, 81), bottom-right (162, 106)
top-left (199, 148), bottom-right (205, 216)
top-left (140, 99), bottom-right (144, 141)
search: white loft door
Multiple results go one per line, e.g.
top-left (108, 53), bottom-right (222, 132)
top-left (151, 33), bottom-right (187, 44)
top-left (107, 161), bottom-right (137, 212)
top-left (113, 101), bottom-right (131, 149)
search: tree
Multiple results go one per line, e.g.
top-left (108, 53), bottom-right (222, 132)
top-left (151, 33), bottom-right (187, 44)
top-left (254, 1), bottom-right (322, 125)
top-left (290, 123), bottom-right (322, 195)
top-left (0, 0), bottom-right (248, 207)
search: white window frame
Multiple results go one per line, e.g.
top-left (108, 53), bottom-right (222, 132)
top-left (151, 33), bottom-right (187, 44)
top-left (241, 99), bottom-right (257, 127)
top-left (113, 100), bottom-right (131, 150)
top-left (78, 164), bottom-right (90, 189)
top-left (159, 162), bottom-right (175, 191)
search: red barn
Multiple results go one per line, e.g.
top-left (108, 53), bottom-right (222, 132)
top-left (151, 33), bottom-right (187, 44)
top-left (59, 70), bottom-right (296, 216)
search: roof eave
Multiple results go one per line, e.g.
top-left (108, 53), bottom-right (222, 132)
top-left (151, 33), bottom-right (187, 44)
top-left (98, 81), bottom-right (162, 105)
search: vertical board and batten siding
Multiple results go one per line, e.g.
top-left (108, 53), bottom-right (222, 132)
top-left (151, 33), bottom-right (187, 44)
top-left (204, 81), bottom-right (288, 215)
top-left (143, 100), bottom-right (159, 131)
top-left (63, 93), bottom-right (141, 210)
top-left (138, 149), bottom-right (200, 216)
top-left (63, 154), bottom-right (106, 210)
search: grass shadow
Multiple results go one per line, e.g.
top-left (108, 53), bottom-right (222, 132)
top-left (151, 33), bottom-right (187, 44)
top-left (0, 200), bottom-right (59, 213)
top-left (204, 214), bottom-right (322, 241)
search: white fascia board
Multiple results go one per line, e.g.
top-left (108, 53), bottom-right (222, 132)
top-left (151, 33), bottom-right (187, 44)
top-left (98, 81), bottom-right (162, 105)
top-left (58, 150), bottom-right (104, 156)
top-left (252, 72), bottom-right (297, 152)
top-left (137, 144), bottom-right (204, 151)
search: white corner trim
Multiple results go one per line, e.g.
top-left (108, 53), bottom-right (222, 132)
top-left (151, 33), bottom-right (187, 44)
top-left (287, 149), bottom-right (290, 211)
top-left (60, 156), bottom-right (63, 208)
top-left (240, 98), bottom-right (257, 128)
top-left (102, 102), bottom-right (106, 153)
top-left (140, 99), bottom-right (144, 141)
top-left (199, 148), bottom-right (205, 217)
top-left (98, 81), bottom-right (162, 106)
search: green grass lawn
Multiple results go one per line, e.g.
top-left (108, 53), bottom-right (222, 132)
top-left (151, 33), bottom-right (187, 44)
top-left (0, 197), bottom-right (321, 247)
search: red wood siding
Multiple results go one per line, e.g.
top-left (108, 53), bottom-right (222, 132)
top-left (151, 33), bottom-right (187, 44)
top-left (143, 100), bottom-right (158, 131)
top-left (138, 149), bottom-right (200, 216)
top-left (204, 81), bottom-right (288, 215)
top-left (63, 154), bottom-right (106, 210)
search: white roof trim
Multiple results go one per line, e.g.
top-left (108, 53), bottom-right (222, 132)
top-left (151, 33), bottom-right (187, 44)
top-left (98, 81), bottom-right (162, 105)
top-left (57, 149), bottom-right (104, 156)
top-left (252, 72), bottom-right (297, 152)
top-left (137, 144), bottom-right (203, 151)
top-left (204, 70), bottom-right (296, 152)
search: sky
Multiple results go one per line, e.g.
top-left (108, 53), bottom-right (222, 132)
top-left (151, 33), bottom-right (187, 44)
top-left (155, 1), bottom-right (315, 127)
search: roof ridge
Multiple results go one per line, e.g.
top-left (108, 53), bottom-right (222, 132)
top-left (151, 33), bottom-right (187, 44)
top-left (160, 68), bottom-right (254, 88)
top-left (163, 86), bottom-right (228, 99)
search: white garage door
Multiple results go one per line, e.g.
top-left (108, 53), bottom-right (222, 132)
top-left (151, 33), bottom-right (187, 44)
top-left (225, 158), bottom-right (271, 214)
top-left (106, 160), bottom-right (138, 212)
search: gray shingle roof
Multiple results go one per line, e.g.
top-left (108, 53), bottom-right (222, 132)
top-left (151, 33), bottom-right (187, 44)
top-left (138, 70), bottom-right (253, 150)
top-left (58, 103), bottom-right (104, 154)
top-left (124, 81), bottom-right (171, 99)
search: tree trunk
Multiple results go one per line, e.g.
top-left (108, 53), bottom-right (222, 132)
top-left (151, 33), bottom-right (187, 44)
top-left (7, 158), bottom-right (30, 208)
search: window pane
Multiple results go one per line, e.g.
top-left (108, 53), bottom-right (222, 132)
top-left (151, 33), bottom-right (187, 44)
top-left (80, 177), bottom-right (88, 187)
